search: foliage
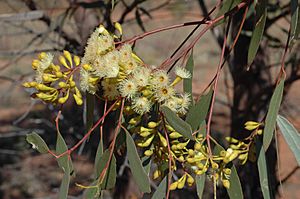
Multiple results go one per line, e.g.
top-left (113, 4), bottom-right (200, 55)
top-left (22, 1), bottom-right (300, 199)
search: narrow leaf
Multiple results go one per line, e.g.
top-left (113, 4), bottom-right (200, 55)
top-left (95, 149), bottom-right (116, 189)
top-left (58, 172), bottom-right (70, 199)
top-left (186, 89), bottom-right (213, 131)
top-left (227, 164), bottom-right (243, 199)
top-left (196, 175), bottom-right (205, 199)
top-left (26, 132), bottom-right (49, 153)
top-left (277, 115), bottom-right (300, 165)
top-left (290, 0), bottom-right (299, 41)
top-left (248, 2), bottom-right (267, 66)
top-left (217, 0), bottom-right (242, 17)
top-left (257, 140), bottom-right (272, 199)
top-left (94, 138), bottom-right (103, 178)
top-left (136, 9), bottom-right (146, 32)
top-left (56, 132), bottom-right (69, 173)
top-left (151, 176), bottom-right (167, 199)
top-left (183, 52), bottom-right (194, 105)
top-left (263, 79), bottom-right (284, 150)
top-left (161, 106), bottom-right (194, 140)
top-left (125, 131), bottom-right (151, 193)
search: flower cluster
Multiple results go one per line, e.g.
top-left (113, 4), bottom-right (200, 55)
top-left (79, 25), bottom-right (192, 115)
top-left (23, 51), bottom-right (83, 105)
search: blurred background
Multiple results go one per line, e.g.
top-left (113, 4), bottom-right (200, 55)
top-left (0, 0), bottom-right (300, 198)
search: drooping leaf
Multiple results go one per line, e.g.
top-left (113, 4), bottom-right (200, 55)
top-left (56, 131), bottom-right (69, 173)
top-left (214, 144), bottom-right (243, 199)
top-left (95, 149), bottom-right (116, 189)
top-left (161, 106), bottom-right (194, 140)
top-left (125, 130), bottom-right (151, 193)
top-left (94, 138), bottom-right (103, 178)
top-left (26, 132), bottom-right (49, 153)
top-left (256, 140), bottom-right (272, 199)
top-left (196, 175), bottom-right (205, 199)
top-left (277, 115), bottom-right (300, 165)
top-left (227, 163), bottom-right (243, 199)
top-left (186, 89), bottom-right (213, 131)
top-left (217, 0), bottom-right (242, 17)
top-left (86, 93), bottom-right (95, 133)
top-left (183, 52), bottom-right (194, 105)
top-left (248, 1), bottom-right (267, 66)
top-left (263, 79), bottom-right (284, 151)
top-left (83, 181), bottom-right (101, 199)
top-left (58, 172), bottom-right (70, 199)
top-left (151, 176), bottom-right (167, 199)
top-left (290, 0), bottom-right (300, 43)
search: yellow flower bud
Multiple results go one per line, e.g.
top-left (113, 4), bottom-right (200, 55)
top-left (244, 121), bottom-right (261, 130)
top-left (225, 136), bottom-right (239, 143)
top-left (73, 93), bottom-right (83, 105)
top-left (188, 149), bottom-right (195, 156)
top-left (140, 131), bottom-right (152, 137)
top-left (74, 56), bottom-right (80, 66)
top-left (147, 121), bottom-right (158, 129)
top-left (58, 82), bottom-right (68, 88)
top-left (153, 169), bottom-right (161, 179)
top-left (63, 50), bottom-right (73, 67)
top-left (223, 168), bottom-right (231, 175)
top-left (186, 157), bottom-right (195, 164)
top-left (257, 129), bottom-right (263, 135)
top-left (83, 64), bottom-right (92, 71)
top-left (158, 133), bottom-right (168, 147)
top-left (178, 155), bottom-right (185, 162)
top-left (169, 181), bottom-right (178, 190)
top-left (144, 149), bottom-right (153, 156)
top-left (166, 125), bottom-right (175, 131)
top-left (38, 52), bottom-right (47, 60)
top-left (177, 174), bottom-right (187, 189)
top-left (36, 84), bottom-right (55, 91)
top-left (211, 162), bottom-right (219, 170)
top-left (169, 131), bottom-right (182, 139)
top-left (88, 77), bottom-right (99, 84)
top-left (22, 82), bottom-right (31, 88)
top-left (74, 87), bottom-right (82, 98)
top-left (114, 22), bottom-right (122, 35)
top-left (137, 135), bottom-right (154, 147)
top-left (171, 145), bottom-right (177, 151)
top-left (55, 71), bottom-right (63, 78)
top-left (222, 179), bottom-right (230, 189)
top-left (32, 59), bottom-right (40, 69)
top-left (187, 175), bottom-right (194, 186)
top-left (59, 55), bottom-right (69, 69)
top-left (194, 143), bottom-right (202, 151)
top-left (58, 89), bottom-right (70, 104)
top-left (197, 162), bottom-right (204, 169)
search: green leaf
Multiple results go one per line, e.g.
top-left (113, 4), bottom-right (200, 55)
top-left (151, 176), bottom-right (167, 199)
top-left (161, 106), bottom-right (194, 140)
top-left (196, 175), bottom-right (205, 199)
top-left (142, 156), bottom-right (152, 175)
top-left (227, 164), bottom-right (243, 199)
top-left (247, 1), bottom-right (267, 66)
top-left (256, 140), bottom-right (272, 199)
top-left (95, 149), bottom-right (116, 189)
top-left (125, 130), bottom-right (151, 193)
top-left (277, 115), bottom-right (300, 165)
top-left (26, 132), bottom-right (49, 153)
top-left (213, 144), bottom-right (243, 199)
top-left (263, 79), bottom-right (284, 151)
top-left (58, 172), bottom-right (70, 199)
top-left (94, 138), bottom-right (103, 178)
top-left (217, 0), bottom-right (242, 17)
top-left (290, 0), bottom-right (300, 41)
top-left (56, 132), bottom-right (69, 173)
top-left (183, 52), bottom-right (194, 105)
top-left (186, 89), bottom-right (213, 131)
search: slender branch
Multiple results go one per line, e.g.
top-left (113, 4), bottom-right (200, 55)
top-left (206, 18), bottom-right (231, 157)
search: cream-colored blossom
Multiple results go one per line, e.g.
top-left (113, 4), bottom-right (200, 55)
top-left (132, 97), bottom-right (151, 115)
top-left (175, 66), bottom-right (191, 79)
top-left (118, 79), bottom-right (137, 98)
top-left (154, 86), bottom-right (175, 102)
top-left (150, 70), bottom-right (169, 88)
top-left (176, 93), bottom-right (191, 114)
top-left (102, 80), bottom-right (119, 100)
top-left (132, 67), bottom-right (151, 87)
